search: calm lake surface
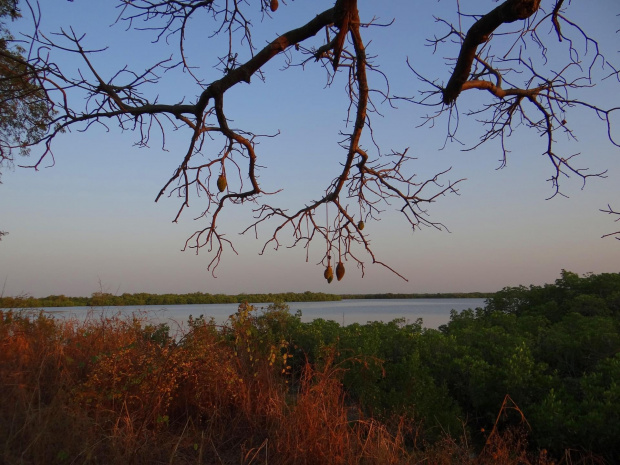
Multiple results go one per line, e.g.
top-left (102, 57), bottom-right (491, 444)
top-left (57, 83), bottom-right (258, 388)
top-left (45, 298), bottom-right (487, 330)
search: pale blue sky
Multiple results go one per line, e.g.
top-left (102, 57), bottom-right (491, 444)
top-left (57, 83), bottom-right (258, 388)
top-left (1, 1), bottom-right (619, 297)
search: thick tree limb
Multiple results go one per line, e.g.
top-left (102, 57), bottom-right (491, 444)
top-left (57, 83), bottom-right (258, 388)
top-left (194, 7), bottom-right (336, 115)
top-left (7, 0), bottom-right (617, 282)
top-left (442, 0), bottom-right (541, 104)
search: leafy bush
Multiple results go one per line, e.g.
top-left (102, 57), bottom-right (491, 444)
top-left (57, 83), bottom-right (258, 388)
top-left (2, 270), bottom-right (618, 463)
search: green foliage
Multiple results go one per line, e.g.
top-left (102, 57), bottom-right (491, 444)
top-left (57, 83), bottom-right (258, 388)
top-left (0, 0), bottom-right (54, 176)
top-left (436, 270), bottom-right (620, 460)
top-left (0, 290), bottom-right (342, 308)
top-left (341, 292), bottom-right (493, 299)
top-left (2, 270), bottom-right (619, 462)
top-left (487, 269), bottom-right (620, 320)
top-left (287, 270), bottom-right (620, 460)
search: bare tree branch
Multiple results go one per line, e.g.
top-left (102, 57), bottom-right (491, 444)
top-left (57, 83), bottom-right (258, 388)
top-left (402, 0), bottom-right (618, 200)
top-left (600, 205), bottom-right (620, 240)
top-left (442, 0), bottom-right (541, 105)
top-left (3, 0), bottom-right (618, 282)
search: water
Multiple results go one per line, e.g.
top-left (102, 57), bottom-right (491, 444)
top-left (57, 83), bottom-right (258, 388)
top-left (43, 298), bottom-right (486, 330)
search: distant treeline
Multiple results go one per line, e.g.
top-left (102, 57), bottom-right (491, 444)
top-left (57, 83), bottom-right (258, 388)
top-left (342, 292), bottom-right (492, 300)
top-left (0, 290), bottom-right (492, 309)
top-left (0, 291), bottom-right (342, 308)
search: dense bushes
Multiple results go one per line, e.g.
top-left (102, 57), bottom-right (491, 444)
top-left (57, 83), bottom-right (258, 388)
top-left (286, 270), bottom-right (620, 462)
top-left (0, 307), bottom-right (416, 464)
top-left (1, 270), bottom-right (618, 464)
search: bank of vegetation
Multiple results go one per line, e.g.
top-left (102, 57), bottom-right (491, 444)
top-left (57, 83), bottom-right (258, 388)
top-left (1, 270), bottom-right (618, 464)
top-left (0, 291), bottom-right (491, 309)
top-left (0, 291), bottom-right (342, 308)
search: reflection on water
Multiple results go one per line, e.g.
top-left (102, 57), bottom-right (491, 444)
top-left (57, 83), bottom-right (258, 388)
top-left (44, 298), bottom-right (486, 330)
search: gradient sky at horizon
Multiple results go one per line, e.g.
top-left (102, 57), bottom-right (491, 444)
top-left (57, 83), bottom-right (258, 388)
top-left (1, 0), bottom-right (619, 298)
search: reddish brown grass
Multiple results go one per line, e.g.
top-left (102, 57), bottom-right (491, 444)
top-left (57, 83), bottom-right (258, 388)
top-left (0, 308), bottom-right (599, 464)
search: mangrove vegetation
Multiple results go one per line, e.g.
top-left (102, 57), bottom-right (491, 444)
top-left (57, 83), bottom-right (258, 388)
top-left (1, 270), bottom-right (618, 464)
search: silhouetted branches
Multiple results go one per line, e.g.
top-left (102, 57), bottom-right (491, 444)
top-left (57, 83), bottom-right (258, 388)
top-left (403, 0), bottom-right (618, 199)
top-left (4, 0), bottom-right (618, 278)
top-left (600, 205), bottom-right (620, 240)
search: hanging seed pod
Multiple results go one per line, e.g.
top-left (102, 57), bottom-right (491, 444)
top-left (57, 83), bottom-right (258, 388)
top-left (336, 262), bottom-right (345, 281)
top-left (324, 265), bottom-right (333, 282)
top-left (217, 174), bottom-right (227, 192)
top-left (358, 220), bottom-right (365, 231)
top-left (270, 0), bottom-right (278, 12)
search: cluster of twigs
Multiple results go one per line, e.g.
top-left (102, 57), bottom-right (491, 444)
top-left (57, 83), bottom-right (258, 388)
top-left (3, 0), bottom-right (619, 275)
top-left (404, 0), bottom-right (619, 198)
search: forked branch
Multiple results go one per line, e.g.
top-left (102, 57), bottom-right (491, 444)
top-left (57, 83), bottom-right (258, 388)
top-left (404, 0), bottom-right (618, 199)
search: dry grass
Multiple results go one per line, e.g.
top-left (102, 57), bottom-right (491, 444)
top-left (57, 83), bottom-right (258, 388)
top-left (0, 308), bottom-right (602, 465)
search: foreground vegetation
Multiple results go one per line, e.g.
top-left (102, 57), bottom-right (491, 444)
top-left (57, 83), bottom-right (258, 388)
top-left (1, 270), bottom-right (618, 464)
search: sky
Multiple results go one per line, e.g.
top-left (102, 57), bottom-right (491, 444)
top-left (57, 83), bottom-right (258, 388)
top-left (1, 0), bottom-right (619, 298)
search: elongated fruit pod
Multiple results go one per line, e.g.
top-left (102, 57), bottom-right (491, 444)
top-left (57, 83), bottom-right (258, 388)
top-left (270, 0), bottom-right (278, 12)
top-left (217, 174), bottom-right (227, 192)
top-left (336, 262), bottom-right (345, 281)
top-left (324, 265), bottom-right (333, 282)
top-left (358, 220), bottom-right (365, 231)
